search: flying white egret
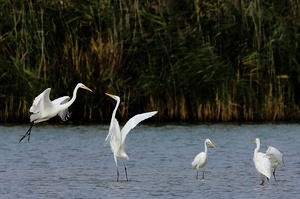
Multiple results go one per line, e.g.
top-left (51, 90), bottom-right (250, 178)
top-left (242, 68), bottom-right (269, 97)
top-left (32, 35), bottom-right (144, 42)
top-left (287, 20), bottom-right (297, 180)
top-left (266, 145), bottom-right (284, 181)
top-left (105, 93), bottom-right (157, 181)
top-left (19, 83), bottom-right (93, 143)
top-left (191, 139), bottom-right (216, 179)
top-left (253, 138), bottom-right (271, 185)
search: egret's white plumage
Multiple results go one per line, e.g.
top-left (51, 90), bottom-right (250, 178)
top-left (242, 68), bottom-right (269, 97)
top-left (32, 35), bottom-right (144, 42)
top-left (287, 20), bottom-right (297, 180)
top-left (253, 138), bottom-right (271, 185)
top-left (105, 93), bottom-right (157, 181)
top-left (191, 139), bottom-right (216, 179)
top-left (266, 145), bottom-right (284, 180)
top-left (19, 83), bottom-right (93, 143)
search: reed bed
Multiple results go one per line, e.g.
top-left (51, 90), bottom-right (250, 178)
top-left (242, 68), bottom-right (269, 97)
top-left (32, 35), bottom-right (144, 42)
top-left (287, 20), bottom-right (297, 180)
top-left (1, 0), bottom-right (300, 123)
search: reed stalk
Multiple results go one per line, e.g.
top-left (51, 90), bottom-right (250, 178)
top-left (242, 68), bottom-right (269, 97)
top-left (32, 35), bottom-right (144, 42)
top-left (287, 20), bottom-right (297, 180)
top-left (1, 0), bottom-right (300, 123)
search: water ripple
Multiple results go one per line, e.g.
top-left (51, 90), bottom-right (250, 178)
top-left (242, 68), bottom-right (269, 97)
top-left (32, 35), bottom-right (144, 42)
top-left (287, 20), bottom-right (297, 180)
top-left (0, 124), bottom-right (299, 198)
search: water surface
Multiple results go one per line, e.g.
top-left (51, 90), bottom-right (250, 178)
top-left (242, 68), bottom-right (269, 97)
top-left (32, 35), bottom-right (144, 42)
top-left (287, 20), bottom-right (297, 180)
top-left (0, 124), bottom-right (299, 198)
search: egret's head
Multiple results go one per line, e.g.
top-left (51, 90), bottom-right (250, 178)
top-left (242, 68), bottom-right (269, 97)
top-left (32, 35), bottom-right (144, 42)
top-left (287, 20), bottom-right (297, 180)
top-left (78, 83), bottom-right (93, 92)
top-left (253, 138), bottom-right (260, 144)
top-left (105, 93), bottom-right (120, 101)
top-left (206, 139), bottom-right (216, 148)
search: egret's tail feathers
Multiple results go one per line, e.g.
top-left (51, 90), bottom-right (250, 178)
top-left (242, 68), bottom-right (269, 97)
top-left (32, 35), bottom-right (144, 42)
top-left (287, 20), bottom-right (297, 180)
top-left (30, 113), bottom-right (41, 123)
top-left (191, 161), bottom-right (197, 168)
top-left (30, 113), bottom-right (49, 123)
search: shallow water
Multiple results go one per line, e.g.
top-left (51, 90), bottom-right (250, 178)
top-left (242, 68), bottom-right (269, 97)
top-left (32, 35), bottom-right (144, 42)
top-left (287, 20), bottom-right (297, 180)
top-left (0, 124), bottom-right (299, 198)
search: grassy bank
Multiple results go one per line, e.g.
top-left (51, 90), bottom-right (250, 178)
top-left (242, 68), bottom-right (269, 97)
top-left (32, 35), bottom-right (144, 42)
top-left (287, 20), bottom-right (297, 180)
top-left (1, 0), bottom-right (300, 123)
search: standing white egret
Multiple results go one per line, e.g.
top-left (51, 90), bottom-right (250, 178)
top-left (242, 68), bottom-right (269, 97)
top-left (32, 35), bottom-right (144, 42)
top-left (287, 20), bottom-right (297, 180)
top-left (105, 93), bottom-right (157, 181)
top-left (253, 138), bottom-right (271, 185)
top-left (266, 145), bottom-right (284, 181)
top-left (191, 139), bottom-right (216, 179)
top-left (19, 83), bottom-right (93, 143)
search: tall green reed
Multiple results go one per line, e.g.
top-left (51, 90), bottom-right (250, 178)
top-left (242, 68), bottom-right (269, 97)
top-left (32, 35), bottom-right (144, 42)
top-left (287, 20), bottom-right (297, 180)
top-left (1, 0), bottom-right (300, 123)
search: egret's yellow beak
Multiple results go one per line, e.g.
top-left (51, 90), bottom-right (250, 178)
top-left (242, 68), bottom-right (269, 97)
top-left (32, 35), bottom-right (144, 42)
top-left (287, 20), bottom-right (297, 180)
top-left (105, 93), bottom-right (114, 98)
top-left (83, 86), bottom-right (93, 92)
top-left (210, 142), bottom-right (216, 148)
top-left (253, 140), bottom-right (256, 144)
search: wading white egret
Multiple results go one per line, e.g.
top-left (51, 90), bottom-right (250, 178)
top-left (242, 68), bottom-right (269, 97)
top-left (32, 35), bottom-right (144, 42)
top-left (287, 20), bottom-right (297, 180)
top-left (105, 93), bottom-right (157, 181)
top-left (19, 83), bottom-right (93, 143)
top-left (266, 145), bottom-right (284, 181)
top-left (191, 139), bottom-right (216, 179)
top-left (253, 138), bottom-right (271, 185)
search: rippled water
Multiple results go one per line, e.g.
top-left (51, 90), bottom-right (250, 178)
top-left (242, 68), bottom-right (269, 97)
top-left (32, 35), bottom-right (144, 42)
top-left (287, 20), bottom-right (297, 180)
top-left (0, 123), bottom-right (299, 198)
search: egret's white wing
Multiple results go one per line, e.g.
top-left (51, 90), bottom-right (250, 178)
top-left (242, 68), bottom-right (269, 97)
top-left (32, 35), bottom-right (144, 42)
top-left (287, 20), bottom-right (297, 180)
top-left (52, 96), bottom-right (70, 105)
top-left (191, 152), bottom-right (206, 168)
top-left (121, 111), bottom-right (157, 144)
top-left (52, 96), bottom-right (70, 121)
top-left (254, 152), bottom-right (271, 179)
top-left (29, 88), bottom-right (52, 113)
top-left (30, 98), bottom-right (43, 122)
top-left (30, 88), bottom-right (53, 123)
top-left (266, 146), bottom-right (283, 164)
top-left (107, 118), bottom-right (122, 154)
top-left (105, 118), bottom-right (121, 143)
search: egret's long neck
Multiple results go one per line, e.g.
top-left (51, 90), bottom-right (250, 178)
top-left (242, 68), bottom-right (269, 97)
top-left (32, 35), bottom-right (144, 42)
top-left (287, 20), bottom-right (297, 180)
top-left (105, 98), bottom-right (120, 142)
top-left (111, 98), bottom-right (120, 126)
top-left (60, 85), bottom-right (80, 110)
top-left (254, 141), bottom-right (260, 154)
top-left (204, 141), bottom-right (208, 154)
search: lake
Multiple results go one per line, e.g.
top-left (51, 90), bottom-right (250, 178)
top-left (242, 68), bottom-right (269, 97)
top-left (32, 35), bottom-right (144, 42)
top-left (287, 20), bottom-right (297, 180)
top-left (0, 123), bottom-right (299, 198)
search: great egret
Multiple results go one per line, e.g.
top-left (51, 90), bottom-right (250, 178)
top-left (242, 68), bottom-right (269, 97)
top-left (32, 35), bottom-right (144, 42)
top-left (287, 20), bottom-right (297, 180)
top-left (105, 93), bottom-right (157, 181)
top-left (253, 138), bottom-right (271, 185)
top-left (191, 139), bottom-right (216, 179)
top-left (266, 145), bottom-right (284, 181)
top-left (19, 83), bottom-right (93, 143)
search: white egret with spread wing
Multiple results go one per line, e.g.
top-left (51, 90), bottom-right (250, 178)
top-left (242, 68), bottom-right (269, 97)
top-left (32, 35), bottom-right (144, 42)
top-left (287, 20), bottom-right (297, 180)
top-left (191, 139), bottom-right (216, 179)
top-left (253, 138), bottom-right (271, 185)
top-left (19, 83), bottom-right (93, 143)
top-left (266, 145), bottom-right (284, 181)
top-left (105, 93), bottom-right (157, 181)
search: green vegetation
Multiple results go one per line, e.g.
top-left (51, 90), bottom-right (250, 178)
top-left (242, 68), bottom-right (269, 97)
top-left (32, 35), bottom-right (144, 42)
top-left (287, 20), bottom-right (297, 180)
top-left (1, 0), bottom-right (300, 123)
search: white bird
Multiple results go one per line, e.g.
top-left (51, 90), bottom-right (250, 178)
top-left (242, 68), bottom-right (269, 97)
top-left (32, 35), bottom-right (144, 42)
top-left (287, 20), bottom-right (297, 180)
top-left (253, 138), bottom-right (271, 185)
top-left (191, 139), bottom-right (216, 179)
top-left (266, 145), bottom-right (284, 181)
top-left (19, 83), bottom-right (93, 143)
top-left (105, 93), bottom-right (157, 181)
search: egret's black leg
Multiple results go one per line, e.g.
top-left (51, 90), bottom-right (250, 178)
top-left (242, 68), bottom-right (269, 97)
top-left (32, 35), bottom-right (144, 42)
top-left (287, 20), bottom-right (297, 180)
top-left (196, 171), bottom-right (199, 179)
top-left (260, 175), bottom-right (265, 186)
top-left (19, 122), bottom-right (34, 143)
top-left (202, 171), bottom-right (205, 179)
top-left (273, 170), bottom-right (277, 181)
top-left (124, 166), bottom-right (128, 181)
top-left (123, 161), bottom-right (128, 181)
top-left (117, 168), bottom-right (119, 181)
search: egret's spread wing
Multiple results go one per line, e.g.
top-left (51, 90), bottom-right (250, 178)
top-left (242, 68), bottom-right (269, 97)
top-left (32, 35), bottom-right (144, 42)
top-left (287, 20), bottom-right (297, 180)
top-left (52, 96), bottom-right (70, 121)
top-left (266, 146), bottom-right (283, 164)
top-left (121, 111), bottom-right (157, 144)
top-left (52, 96), bottom-right (70, 105)
top-left (29, 88), bottom-right (51, 113)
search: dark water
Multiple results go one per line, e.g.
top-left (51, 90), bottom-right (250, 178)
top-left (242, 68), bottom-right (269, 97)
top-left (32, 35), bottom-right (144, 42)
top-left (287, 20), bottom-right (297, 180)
top-left (0, 124), bottom-right (299, 198)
